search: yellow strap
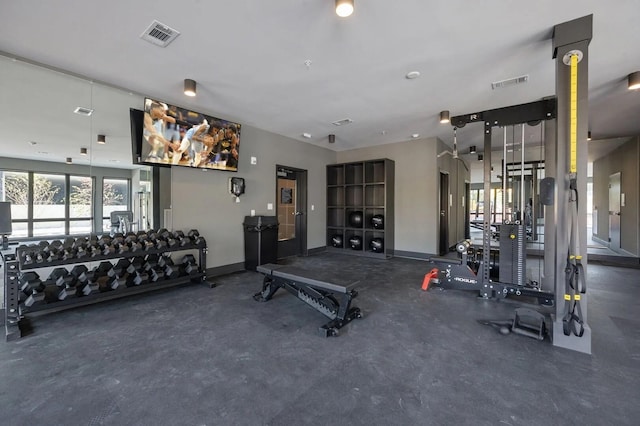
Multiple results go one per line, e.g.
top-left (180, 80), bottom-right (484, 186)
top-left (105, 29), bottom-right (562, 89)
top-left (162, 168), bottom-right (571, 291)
top-left (569, 54), bottom-right (578, 174)
top-left (564, 294), bottom-right (571, 301)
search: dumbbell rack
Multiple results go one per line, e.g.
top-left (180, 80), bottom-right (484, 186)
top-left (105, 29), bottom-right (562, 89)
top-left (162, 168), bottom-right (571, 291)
top-left (3, 230), bottom-right (209, 341)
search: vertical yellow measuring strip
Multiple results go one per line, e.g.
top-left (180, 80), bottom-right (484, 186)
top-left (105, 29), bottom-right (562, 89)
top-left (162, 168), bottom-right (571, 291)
top-left (569, 54), bottom-right (578, 174)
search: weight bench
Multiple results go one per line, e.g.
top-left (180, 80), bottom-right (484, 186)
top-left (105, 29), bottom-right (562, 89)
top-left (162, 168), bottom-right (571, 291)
top-left (254, 263), bottom-right (362, 337)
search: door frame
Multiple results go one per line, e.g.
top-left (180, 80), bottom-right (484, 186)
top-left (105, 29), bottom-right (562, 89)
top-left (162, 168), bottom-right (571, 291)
top-left (276, 165), bottom-right (308, 258)
top-left (608, 172), bottom-right (621, 252)
top-left (439, 171), bottom-right (450, 255)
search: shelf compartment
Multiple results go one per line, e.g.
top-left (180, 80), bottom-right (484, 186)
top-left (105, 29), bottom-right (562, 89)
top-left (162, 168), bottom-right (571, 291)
top-left (327, 207), bottom-right (345, 228)
top-left (345, 185), bottom-right (364, 207)
top-left (364, 208), bottom-right (385, 230)
top-left (345, 208), bottom-right (365, 229)
top-left (365, 160), bottom-right (386, 183)
top-left (344, 230), bottom-right (364, 252)
top-left (365, 230), bottom-right (386, 254)
top-left (365, 184), bottom-right (385, 207)
top-left (345, 163), bottom-right (364, 185)
top-left (327, 165), bottom-right (345, 186)
top-left (327, 230), bottom-right (345, 248)
top-left (327, 186), bottom-right (344, 207)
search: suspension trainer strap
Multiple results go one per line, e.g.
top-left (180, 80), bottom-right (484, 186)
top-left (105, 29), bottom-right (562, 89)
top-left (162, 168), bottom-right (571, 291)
top-left (562, 52), bottom-right (586, 337)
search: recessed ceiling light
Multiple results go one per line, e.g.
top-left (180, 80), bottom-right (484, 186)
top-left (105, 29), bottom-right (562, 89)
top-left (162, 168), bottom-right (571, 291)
top-left (28, 141), bottom-right (37, 146)
top-left (411, 134), bottom-right (420, 138)
top-left (380, 130), bottom-right (387, 135)
top-left (405, 71), bottom-right (421, 80)
top-left (302, 133), bottom-right (312, 139)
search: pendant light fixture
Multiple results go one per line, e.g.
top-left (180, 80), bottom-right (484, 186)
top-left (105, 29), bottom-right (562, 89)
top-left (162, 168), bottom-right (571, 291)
top-left (97, 134), bottom-right (106, 145)
top-left (80, 147), bottom-right (88, 155)
top-left (335, 0), bottom-right (354, 17)
top-left (184, 78), bottom-right (197, 97)
top-left (439, 110), bottom-right (450, 124)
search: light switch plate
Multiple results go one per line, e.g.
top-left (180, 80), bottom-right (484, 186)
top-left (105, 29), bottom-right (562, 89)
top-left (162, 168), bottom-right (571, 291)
top-left (267, 203), bottom-right (273, 210)
top-left (251, 156), bottom-right (257, 165)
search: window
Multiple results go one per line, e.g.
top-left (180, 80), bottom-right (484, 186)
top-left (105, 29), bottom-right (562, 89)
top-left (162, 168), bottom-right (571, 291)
top-left (0, 170), bottom-right (93, 237)
top-left (102, 178), bottom-right (130, 232)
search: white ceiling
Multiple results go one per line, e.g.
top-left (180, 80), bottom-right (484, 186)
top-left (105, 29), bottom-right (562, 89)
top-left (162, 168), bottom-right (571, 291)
top-left (0, 0), bottom-right (639, 169)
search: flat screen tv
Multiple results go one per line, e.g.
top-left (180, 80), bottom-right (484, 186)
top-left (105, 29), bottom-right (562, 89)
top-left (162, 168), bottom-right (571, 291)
top-left (132, 98), bottom-right (241, 172)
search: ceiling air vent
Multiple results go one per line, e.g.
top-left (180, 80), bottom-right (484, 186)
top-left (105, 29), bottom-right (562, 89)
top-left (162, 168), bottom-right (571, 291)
top-left (73, 106), bottom-right (94, 116)
top-left (332, 118), bottom-right (353, 126)
top-left (140, 20), bottom-right (180, 47)
top-left (491, 75), bottom-right (529, 90)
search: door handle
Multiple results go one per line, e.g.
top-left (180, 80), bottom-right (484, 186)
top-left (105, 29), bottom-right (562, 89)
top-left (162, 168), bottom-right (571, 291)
top-left (293, 211), bottom-right (303, 216)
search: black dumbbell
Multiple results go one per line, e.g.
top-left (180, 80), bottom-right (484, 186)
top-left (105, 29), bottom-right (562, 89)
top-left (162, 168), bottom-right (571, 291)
top-left (48, 267), bottom-right (75, 288)
top-left (143, 254), bottom-right (159, 272)
top-left (180, 254), bottom-right (199, 276)
top-left (44, 284), bottom-right (68, 303)
top-left (188, 229), bottom-right (205, 247)
top-left (157, 228), bottom-right (171, 240)
top-left (24, 290), bottom-right (45, 307)
top-left (19, 271), bottom-right (43, 295)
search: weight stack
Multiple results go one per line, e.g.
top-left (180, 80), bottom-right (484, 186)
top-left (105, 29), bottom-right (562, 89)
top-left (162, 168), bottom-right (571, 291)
top-left (499, 224), bottom-right (526, 286)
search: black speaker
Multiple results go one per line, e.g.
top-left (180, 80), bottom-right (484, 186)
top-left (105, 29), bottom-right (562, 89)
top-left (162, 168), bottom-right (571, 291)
top-left (331, 234), bottom-right (343, 248)
top-left (349, 235), bottom-right (362, 250)
top-left (349, 211), bottom-right (363, 228)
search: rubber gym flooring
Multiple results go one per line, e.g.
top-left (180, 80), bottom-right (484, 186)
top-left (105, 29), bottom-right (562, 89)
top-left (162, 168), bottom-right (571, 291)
top-left (1, 253), bottom-right (638, 425)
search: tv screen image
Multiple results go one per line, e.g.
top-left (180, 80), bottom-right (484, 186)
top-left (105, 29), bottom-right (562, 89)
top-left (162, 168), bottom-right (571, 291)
top-left (138, 98), bottom-right (241, 172)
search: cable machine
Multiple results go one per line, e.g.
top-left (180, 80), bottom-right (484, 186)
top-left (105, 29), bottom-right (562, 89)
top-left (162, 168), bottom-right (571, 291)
top-left (425, 99), bottom-right (556, 306)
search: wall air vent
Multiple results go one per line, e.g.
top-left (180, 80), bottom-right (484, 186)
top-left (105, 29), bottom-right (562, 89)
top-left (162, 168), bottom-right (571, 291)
top-left (332, 118), bottom-right (353, 126)
top-left (140, 20), bottom-right (181, 47)
top-left (73, 106), bottom-right (94, 116)
top-left (491, 75), bottom-right (529, 90)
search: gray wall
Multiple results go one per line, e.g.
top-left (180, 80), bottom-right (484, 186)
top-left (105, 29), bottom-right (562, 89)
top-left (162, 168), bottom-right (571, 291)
top-left (592, 137), bottom-right (640, 255)
top-left (170, 126), bottom-right (336, 268)
top-left (336, 137), bottom-right (466, 256)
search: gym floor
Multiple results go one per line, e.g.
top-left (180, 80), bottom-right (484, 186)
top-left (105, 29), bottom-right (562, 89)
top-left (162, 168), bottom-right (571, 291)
top-left (1, 253), bottom-right (638, 425)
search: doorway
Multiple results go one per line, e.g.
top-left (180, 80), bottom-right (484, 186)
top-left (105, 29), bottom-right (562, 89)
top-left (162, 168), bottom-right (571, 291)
top-left (439, 172), bottom-right (449, 255)
top-left (608, 172), bottom-right (621, 251)
top-left (276, 165), bottom-right (308, 258)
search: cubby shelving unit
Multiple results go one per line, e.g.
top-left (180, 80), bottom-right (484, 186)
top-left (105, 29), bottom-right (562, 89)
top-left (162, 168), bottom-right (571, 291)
top-left (326, 159), bottom-right (394, 258)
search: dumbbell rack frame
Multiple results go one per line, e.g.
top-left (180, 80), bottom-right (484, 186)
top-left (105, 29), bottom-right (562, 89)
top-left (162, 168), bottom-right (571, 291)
top-left (4, 237), bottom-right (209, 341)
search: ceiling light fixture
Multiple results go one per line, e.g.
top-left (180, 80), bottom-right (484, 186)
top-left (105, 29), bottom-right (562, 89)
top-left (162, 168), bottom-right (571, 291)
top-left (97, 134), bottom-right (106, 145)
top-left (302, 133), bottom-right (312, 139)
top-left (405, 71), bottom-right (421, 80)
top-left (469, 145), bottom-right (477, 154)
top-left (80, 147), bottom-right (88, 155)
top-left (66, 157), bottom-right (72, 164)
top-left (335, 0), bottom-right (354, 17)
top-left (587, 131), bottom-right (592, 141)
top-left (628, 71), bottom-right (640, 90)
top-left (478, 154), bottom-right (483, 162)
top-left (184, 78), bottom-right (197, 96)
top-left (439, 110), bottom-right (450, 124)
top-left (411, 134), bottom-right (420, 139)
top-left (328, 134), bottom-right (336, 144)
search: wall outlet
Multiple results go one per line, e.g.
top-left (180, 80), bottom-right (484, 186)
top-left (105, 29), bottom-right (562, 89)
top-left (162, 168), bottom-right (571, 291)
top-left (311, 204), bottom-right (315, 211)
top-left (267, 203), bottom-right (273, 210)
top-left (250, 209), bottom-right (256, 216)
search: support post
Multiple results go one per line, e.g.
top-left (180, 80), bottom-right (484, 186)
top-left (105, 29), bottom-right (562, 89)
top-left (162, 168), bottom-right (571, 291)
top-left (550, 14), bottom-right (592, 354)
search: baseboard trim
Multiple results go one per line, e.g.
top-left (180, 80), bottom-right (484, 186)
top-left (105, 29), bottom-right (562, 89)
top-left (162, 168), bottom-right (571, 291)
top-left (206, 262), bottom-right (246, 278)
top-left (308, 246), bottom-right (327, 256)
top-left (392, 250), bottom-right (433, 260)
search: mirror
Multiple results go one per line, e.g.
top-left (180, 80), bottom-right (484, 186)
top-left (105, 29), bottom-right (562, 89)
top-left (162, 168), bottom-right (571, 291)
top-left (0, 54), bottom-right (163, 239)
